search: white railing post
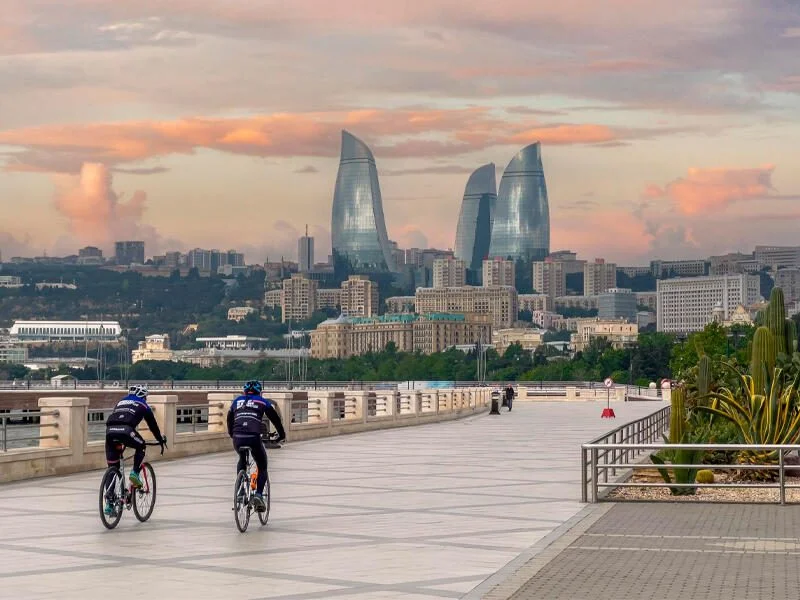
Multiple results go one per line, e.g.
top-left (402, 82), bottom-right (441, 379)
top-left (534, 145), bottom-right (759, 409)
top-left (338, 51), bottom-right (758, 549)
top-left (147, 395), bottom-right (177, 451)
top-left (207, 393), bottom-right (235, 433)
top-left (38, 397), bottom-right (89, 451)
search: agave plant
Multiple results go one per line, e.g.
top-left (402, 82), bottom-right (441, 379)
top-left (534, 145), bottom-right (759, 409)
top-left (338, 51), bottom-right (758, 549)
top-left (699, 367), bottom-right (800, 479)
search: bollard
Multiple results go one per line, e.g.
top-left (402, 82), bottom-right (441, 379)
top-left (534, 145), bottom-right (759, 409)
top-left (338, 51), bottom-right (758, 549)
top-left (490, 390), bottom-right (501, 415)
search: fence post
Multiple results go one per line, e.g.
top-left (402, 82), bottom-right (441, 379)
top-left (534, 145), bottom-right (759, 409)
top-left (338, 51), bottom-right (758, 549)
top-left (208, 393), bottom-right (235, 433)
top-left (581, 446), bottom-right (588, 503)
top-left (780, 450), bottom-right (786, 505)
top-left (591, 447), bottom-right (599, 503)
top-left (146, 395), bottom-right (177, 454)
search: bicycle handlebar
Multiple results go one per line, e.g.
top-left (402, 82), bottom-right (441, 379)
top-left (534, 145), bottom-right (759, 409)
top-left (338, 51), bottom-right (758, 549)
top-left (145, 437), bottom-right (168, 455)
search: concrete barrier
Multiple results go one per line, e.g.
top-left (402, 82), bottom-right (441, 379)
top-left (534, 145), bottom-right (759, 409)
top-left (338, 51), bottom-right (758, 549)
top-left (0, 387), bottom-right (490, 483)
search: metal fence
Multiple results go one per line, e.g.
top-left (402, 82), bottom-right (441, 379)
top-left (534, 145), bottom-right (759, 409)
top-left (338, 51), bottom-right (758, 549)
top-left (581, 405), bottom-right (671, 502)
top-left (583, 441), bottom-right (800, 505)
top-left (0, 410), bottom-right (60, 451)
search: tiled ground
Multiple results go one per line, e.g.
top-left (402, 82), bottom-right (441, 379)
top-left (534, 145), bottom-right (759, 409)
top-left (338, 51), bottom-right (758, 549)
top-left (0, 401), bottom-right (662, 600)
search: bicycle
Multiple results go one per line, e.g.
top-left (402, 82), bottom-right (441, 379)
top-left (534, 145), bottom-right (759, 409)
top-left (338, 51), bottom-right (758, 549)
top-left (99, 438), bottom-right (167, 530)
top-left (232, 431), bottom-right (280, 533)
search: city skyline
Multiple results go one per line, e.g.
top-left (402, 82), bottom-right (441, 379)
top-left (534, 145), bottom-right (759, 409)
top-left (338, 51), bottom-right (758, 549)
top-left (1, 2), bottom-right (799, 263)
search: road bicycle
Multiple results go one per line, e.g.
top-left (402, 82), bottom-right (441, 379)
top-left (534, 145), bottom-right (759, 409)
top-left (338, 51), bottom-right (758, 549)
top-left (99, 438), bottom-right (167, 530)
top-left (233, 432), bottom-right (280, 532)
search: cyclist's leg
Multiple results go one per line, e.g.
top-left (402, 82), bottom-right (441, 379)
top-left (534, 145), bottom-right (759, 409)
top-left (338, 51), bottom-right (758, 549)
top-left (104, 433), bottom-right (121, 466)
top-left (251, 440), bottom-right (268, 495)
top-left (232, 437), bottom-right (248, 473)
top-left (125, 429), bottom-right (147, 486)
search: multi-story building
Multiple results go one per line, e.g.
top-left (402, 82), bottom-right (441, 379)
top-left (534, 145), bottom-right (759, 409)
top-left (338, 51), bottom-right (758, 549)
top-left (281, 274), bottom-right (318, 323)
top-left (9, 320), bottom-right (122, 342)
top-left (222, 250), bottom-right (245, 268)
top-left (570, 319), bottom-right (639, 352)
top-left (657, 274), bottom-right (761, 333)
top-left (77, 246), bottom-right (104, 265)
top-left (548, 250), bottom-right (586, 275)
top-left (650, 259), bottom-right (708, 279)
top-left (0, 341), bottom-right (27, 364)
top-left (618, 266), bottom-right (651, 278)
top-left (164, 251), bottom-right (183, 268)
top-left (492, 328), bottom-right (544, 353)
top-left (331, 130), bottom-right (395, 272)
top-left (433, 258), bottom-right (466, 288)
top-left (0, 276), bottom-right (23, 288)
top-left (454, 163), bottom-right (496, 273)
top-left (635, 291), bottom-right (658, 313)
top-left (482, 258), bottom-right (515, 287)
top-left (519, 293), bottom-right (552, 313)
top-left (340, 275), bottom-right (379, 317)
top-left (755, 245), bottom-right (800, 270)
top-left (131, 334), bottom-right (173, 363)
top-left (774, 268), bottom-right (800, 303)
top-left (298, 226), bottom-right (314, 272)
top-left (310, 313), bottom-right (492, 358)
top-left (114, 241), bottom-right (145, 266)
top-left (385, 296), bottom-right (416, 314)
top-left (555, 295), bottom-right (599, 311)
top-left (264, 289), bottom-right (283, 309)
top-left (532, 259), bottom-right (565, 298)
top-left (584, 259), bottom-right (617, 295)
top-left (489, 142), bottom-right (550, 261)
top-left (415, 286), bottom-right (518, 328)
top-left (598, 288), bottom-right (637, 321)
top-left (709, 252), bottom-right (756, 275)
top-left (389, 241), bottom-right (405, 270)
top-left (227, 306), bottom-right (257, 322)
top-left (316, 288), bottom-right (342, 310)
top-left (531, 311), bottom-right (566, 330)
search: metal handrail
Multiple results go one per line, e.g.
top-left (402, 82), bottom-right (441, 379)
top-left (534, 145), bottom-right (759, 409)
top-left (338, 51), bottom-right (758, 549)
top-left (1, 410), bottom-right (61, 452)
top-left (583, 440), bottom-right (800, 505)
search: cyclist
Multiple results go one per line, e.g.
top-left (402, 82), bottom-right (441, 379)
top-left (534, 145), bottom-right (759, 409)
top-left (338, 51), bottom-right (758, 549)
top-left (104, 384), bottom-right (166, 507)
top-left (227, 380), bottom-right (286, 512)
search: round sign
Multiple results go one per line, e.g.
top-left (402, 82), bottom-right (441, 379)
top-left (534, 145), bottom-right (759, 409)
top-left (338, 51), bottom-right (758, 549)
top-left (604, 377), bottom-right (614, 388)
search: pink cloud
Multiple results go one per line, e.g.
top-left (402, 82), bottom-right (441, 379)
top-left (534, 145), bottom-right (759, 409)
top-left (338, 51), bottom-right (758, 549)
top-left (643, 165), bottom-right (775, 214)
top-left (0, 109), bottom-right (625, 172)
top-left (552, 209), bottom-right (652, 261)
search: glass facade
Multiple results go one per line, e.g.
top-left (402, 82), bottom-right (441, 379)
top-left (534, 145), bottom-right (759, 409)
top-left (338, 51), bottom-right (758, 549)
top-left (454, 163), bottom-right (496, 273)
top-left (331, 130), bottom-right (395, 272)
top-left (488, 142), bottom-right (550, 262)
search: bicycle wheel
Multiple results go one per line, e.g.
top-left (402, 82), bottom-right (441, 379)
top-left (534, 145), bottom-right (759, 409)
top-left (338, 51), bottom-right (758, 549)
top-left (233, 471), bottom-right (251, 533)
top-left (132, 462), bottom-right (157, 522)
top-left (99, 467), bottom-right (124, 530)
top-left (258, 471), bottom-right (270, 526)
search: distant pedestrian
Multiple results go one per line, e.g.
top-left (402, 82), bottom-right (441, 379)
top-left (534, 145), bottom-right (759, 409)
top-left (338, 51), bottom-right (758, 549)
top-left (504, 385), bottom-right (515, 411)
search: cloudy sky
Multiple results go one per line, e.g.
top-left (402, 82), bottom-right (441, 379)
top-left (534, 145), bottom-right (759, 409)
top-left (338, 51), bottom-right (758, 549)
top-left (1, 0), bottom-right (799, 264)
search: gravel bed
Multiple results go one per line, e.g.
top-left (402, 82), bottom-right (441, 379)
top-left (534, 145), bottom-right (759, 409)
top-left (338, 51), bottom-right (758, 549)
top-left (609, 468), bottom-right (800, 503)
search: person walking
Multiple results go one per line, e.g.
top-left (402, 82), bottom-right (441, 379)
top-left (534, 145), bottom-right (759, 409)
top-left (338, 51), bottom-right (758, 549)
top-left (504, 384), bottom-right (515, 411)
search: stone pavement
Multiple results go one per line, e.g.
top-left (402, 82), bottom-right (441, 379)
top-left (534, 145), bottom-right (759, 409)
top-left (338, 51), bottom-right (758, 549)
top-left (485, 503), bottom-right (800, 600)
top-left (0, 401), bottom-right (661, 600)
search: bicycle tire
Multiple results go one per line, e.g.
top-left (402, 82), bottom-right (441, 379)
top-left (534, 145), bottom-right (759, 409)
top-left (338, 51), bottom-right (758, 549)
top-left (233, 470), bottom-right (250, 533)
top-left (258, 471), bottom-right (270, 525)
top-left (132, 463), bottom-right (157, 522)
top-left (99, 467), bottom-right (123, 530)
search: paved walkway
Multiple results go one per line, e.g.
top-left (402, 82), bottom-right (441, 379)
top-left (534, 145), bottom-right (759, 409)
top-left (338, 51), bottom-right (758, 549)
top-left (481, 502), bottom-right (800, 600)
top-left (0, 401), bottom-right (661, 600)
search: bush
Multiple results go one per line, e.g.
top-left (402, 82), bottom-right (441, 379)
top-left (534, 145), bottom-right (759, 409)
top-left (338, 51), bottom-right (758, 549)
top-left (696, 470), bottom-right (715, 484)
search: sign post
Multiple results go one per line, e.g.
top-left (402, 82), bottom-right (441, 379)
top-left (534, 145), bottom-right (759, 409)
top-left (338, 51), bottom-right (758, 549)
top-left (602, 377), bottom-right (616, 418)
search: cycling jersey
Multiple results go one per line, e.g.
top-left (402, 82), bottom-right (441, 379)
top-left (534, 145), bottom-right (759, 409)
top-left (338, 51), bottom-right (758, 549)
top-left (106, 395), bottom-right (164, 441)
top-left (227, 395), bottom-right (286, 439)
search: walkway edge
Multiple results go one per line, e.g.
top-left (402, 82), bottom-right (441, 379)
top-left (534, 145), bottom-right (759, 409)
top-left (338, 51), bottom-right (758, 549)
top-left (462, 502), bottom-right (615, 600)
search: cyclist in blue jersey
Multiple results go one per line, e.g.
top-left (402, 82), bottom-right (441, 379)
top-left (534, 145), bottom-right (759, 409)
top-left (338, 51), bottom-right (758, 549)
top-left (227, 381), bottom-right (286, 512)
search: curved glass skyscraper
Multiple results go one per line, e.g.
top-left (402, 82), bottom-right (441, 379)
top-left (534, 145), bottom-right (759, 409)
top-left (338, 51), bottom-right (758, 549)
top-left (454, 163), bottom-right (496, 272)
top-left (488, 142), bottom-right (550, 262)
top-left (331, 130), bottom-right (395, 272)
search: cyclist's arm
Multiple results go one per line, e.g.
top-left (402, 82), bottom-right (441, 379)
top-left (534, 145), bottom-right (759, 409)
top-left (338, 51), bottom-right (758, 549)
top-left (263, 401), bottom-right (286, 440)
top-left (226, 405), bottom-right (234, 437)
top-left (143, 406), bottom-right (164, 441)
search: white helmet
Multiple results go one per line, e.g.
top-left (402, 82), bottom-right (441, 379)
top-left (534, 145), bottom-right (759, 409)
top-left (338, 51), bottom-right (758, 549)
top-left (128, 384), bottom-right (148, 399)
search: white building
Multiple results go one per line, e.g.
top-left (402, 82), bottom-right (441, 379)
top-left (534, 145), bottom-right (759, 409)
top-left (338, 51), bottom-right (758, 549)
top-left (0, 276), bottom-right (23, 288)
top-left (657, 274), bottom-right (761, 333)
top-left (650, 259), bottom-right (708, 279)
top-left (773, 268), bottom-right (800, 303)
top-left (227, 306), bottom-right (257, 322)
top-left (755, 245), bottom-right (800, 270)
top-left (482, 258), bottom-right (515, 287)
top-left (9, 320), bottom-right (122, 342)
top-left (433, 258), bottom-right (466, 288)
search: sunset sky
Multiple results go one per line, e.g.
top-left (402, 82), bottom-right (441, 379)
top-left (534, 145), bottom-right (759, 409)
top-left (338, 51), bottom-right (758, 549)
top-left (1, 0), bottom-right (799, 265)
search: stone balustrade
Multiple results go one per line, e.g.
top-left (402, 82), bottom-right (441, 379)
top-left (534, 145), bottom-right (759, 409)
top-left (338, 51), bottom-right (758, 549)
top-left (0, 387), bottom-right (491, 483)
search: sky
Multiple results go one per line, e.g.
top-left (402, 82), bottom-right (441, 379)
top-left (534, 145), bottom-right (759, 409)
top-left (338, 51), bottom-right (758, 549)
top-left (1, 0), bottom-right (799, 265)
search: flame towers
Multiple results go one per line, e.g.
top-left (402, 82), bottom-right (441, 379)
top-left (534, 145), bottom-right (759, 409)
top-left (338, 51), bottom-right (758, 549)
top-left (488, 142), bottom-right (550, 262)
top-left (454, 163), bottom-right (496, 273)
top-left (331, 130), bottom-right (395, 272)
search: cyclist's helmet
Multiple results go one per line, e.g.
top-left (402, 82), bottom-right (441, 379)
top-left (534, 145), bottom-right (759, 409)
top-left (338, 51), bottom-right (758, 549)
top-left (243, 380), bottom-right (262, 396)
top-left (128, 384), bottom-right (148, 399)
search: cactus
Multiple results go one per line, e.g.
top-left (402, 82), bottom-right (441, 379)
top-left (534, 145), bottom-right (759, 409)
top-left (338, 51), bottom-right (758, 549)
top-left (786, 319), bottom-right (797, 354)
top-left (668, 386), bottom-right (687, 443)
top-left (696, 469), bottom-right (715, 484)
top-left (751, 326), bottom-right (776, 395)
top-left (767, 288), bottom-right (787, 355)
top-left (697, 354), bottom-right (712, 397)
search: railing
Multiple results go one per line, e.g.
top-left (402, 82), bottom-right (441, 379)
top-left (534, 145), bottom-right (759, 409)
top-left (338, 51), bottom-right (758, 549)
top-left (581, 406), bottom-right (671, 502)
top-left (0, 410), bottom-right (60, 451)
top-left (177, 403), bottom-right (225, 433)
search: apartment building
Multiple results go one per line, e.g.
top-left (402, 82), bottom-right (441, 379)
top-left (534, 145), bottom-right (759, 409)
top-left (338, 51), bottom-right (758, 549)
top-left (415, 286), bottom-right (518, 328)
top-left (340, 275), bottom-right (379, 317)
top-left (433, 258), bottom-right (467, 288)
top-left (281, 274), bottom-right (318, 323)
top-left (584, 259), bottom-right (617, 295)
top-left (532, 259), bottom-right (566, 298)
top-left (482, 258), bottom-right (515, 287)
